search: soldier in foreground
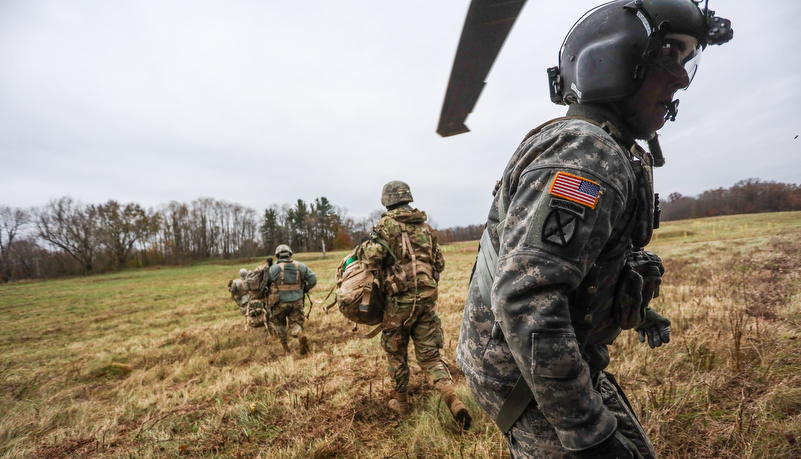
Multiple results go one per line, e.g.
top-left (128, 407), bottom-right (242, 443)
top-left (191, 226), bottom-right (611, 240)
top-left (265, 244), bottom-right (317, 355)
top-left (362, 181), bottom-right (471, 429)
top-left (456, 1), bottom-right (732, 457)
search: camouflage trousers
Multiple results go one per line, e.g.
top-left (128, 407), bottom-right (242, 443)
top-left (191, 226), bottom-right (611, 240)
top-left (381, 299), bottom-right (451, 394)
top-left (467, 370), bottom-right (656, 458)
top-left (269, 299), bottom-right (305, 344)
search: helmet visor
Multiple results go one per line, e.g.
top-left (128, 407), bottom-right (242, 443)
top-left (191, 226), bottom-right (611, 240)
top-left (656, 34), bottom-right (703, 90)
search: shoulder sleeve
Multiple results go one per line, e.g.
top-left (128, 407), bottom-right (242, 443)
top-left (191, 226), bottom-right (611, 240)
top-left (361, 217), bottom-right (393, 265)
top-left (266, 265), bottom-right (279, 285)
top-left (429, 224), bottom-right (445, 272)
top-left (301, 263), bottom-right (317, 290)
top-left (492, 121), bottom-right (634, 451)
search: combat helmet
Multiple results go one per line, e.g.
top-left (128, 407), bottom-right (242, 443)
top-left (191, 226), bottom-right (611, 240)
top-left (275, 244), bottom-right (292, 258)
top-left (381, 181), bottom-right (414, 208)
top-left (548, 0), bottom-right (733, 107)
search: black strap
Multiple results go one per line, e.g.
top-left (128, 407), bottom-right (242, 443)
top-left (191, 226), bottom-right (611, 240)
top-left (495, 374), bottom-right (536, 434)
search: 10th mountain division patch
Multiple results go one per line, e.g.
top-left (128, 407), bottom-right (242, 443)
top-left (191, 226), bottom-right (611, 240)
top-left (542, 172), bottom-right (601, 247)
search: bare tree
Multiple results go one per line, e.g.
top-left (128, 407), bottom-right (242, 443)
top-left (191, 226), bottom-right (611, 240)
top-left (0, 205), bottom-right (30, 282)
top-left (35, 197), bottom-right (99, 272)
top-left (96, 200), bottom-right (149, 268)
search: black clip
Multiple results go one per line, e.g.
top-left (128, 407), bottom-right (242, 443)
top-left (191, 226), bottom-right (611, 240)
top-left (664, 99), bottom-right (679, 122)
top-left (547, 66), bottom-right (562, 104)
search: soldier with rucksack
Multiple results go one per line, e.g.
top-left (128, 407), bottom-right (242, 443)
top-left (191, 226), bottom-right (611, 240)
top-left (360, 181), bottom-right (471, 429)
top-left (227, 261), bottom-right (274, 332)
top-left (264, 244), bottom-right (317, 355)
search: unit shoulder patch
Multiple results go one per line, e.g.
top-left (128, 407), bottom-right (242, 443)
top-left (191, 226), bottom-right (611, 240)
top-left (548, 171), bottom-right (601, 209)
top-left (542, 209), bottom-right (578, 247)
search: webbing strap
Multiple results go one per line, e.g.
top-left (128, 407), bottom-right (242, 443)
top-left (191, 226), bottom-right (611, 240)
top-left (495, 375), bottom-right (535, 433)
top-left (319, 286), bottom-right (337, 312)
top-left (373, 236), bottom-right (398, 262)
top-left (398, 221), bottom-right (418, 328)
top-left (362, 325), bottom-right (383, 339)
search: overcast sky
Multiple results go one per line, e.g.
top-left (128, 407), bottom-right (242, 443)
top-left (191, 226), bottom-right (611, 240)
top-left (1, 0), bottom-right (799, 228)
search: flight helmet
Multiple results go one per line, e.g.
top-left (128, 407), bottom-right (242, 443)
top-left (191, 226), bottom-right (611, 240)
top-left (548, 0), bottom-right (733, 107)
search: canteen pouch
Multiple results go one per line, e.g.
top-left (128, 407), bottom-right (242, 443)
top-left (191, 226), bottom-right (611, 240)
top-left (614, 250), bottom-right (664, 329)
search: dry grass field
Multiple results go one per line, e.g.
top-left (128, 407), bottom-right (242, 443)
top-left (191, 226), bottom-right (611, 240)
top-left (1, 212), bottom-right (800, 458)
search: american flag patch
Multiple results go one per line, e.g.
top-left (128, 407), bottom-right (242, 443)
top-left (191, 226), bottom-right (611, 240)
top-left (548, 172), bottom-right (601, 209)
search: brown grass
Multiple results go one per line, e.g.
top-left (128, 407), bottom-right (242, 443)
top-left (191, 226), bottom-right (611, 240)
top-left (1, 212), bottom-right (800, 458)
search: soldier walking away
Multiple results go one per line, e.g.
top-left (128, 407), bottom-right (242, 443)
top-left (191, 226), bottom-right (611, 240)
top-left (455, 1), bottom-right (732, 457)
top-left (228, 262), bottom-right (276, 334)
top-left (362, 181), bottom-right (472, 429)
top-left (265, 244), bottom-right (317, 355)
top-left (228, 268), bottom-right (251, 316)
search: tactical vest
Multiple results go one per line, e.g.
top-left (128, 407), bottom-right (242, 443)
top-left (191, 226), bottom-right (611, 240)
top-left (274, 260), bottom-right (303, 292)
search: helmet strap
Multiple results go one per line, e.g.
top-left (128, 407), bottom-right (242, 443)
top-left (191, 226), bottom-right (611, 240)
top-left (646, 135), bottom-right (666, 168)
top-left (386, 202), bottom-right (411, 211)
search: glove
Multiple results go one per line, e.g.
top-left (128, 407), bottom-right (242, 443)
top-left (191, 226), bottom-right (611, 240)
top-left (635, 307), bottom-right (671, 348)
top-left (569, 431), bottom-right (638, 459)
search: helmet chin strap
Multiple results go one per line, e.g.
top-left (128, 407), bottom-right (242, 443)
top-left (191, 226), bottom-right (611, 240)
top-left (646, 134), bottom-right (666, 167)
top-left (665, 99), bottom-right (680, 122)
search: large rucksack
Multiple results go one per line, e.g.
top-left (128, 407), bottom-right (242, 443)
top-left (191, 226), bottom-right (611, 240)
top-left (228, 265), bottom-right (273, 330)
top-left (333, 244), bottom-right (385, 326)
top-left (244, 299), bottom-right (270, 329)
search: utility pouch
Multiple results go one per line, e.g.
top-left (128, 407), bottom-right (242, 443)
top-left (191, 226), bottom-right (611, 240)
top-left (613, 250), bottom-right (664, 329)
top-left (383, 263), bottom-right (408, 295)
top-left (266, 285), bottom-right (280, 307)
top-left (245, 300), bottom-right (269, 328)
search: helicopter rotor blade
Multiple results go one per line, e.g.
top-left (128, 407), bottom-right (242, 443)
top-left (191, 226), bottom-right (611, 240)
top-left (437, 0), bottom-right (527, 137)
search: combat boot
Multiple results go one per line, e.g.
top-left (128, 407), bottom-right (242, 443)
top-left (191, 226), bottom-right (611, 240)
top-left (388, 391), bottom-right (410, 415)
top-left (281, 342), bottom-right (290, 354)
top-left (440, 384), bottom-right (472, 430)
top-left (298, 336), bottom-right (310, 355)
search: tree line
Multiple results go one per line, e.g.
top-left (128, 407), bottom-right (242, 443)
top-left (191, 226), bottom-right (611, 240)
top-left (0, 196), bottom-right (388, 283)
top-left (661, 179), bottom-right (801, 221)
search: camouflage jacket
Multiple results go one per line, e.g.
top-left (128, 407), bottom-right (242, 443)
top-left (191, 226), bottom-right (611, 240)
top-left (456, 104), bottom-right (656, 451)
top-left (362, 206), bottom-right (445, 304)
top-left (267, 258), bottom-right (317, 303)
top-left (228, 278), bottom-right (252, 307)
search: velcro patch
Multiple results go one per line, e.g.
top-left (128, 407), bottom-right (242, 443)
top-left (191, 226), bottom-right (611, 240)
top-left (542, 209), bottom-right (578, 247)
top-left (549, 172), bottom-right (601, 209)
top-left (549, 198), bottom-right (585, 219)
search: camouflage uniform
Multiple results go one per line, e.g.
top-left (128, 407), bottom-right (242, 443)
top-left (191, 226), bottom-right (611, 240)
top-left (228, 277), bottom-right (252, 316)
top-left (363, 206), bottom-right (451, 393)
top-left (269, 298), bottom-right (305, 342)
top-left (267, 257), bottom-right (317, 352)
top-left (456, 104), bottom-right (659, 458)
top-left (229, 268), bottom-right (274, 331)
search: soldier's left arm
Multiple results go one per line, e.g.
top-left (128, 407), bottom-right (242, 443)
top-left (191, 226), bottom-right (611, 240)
top-left (302, 263), bottom-right (317, 291)
top-left (430, 225), bottom-right (445, 273)
top-left (361, 217), bottom-right (395, 268)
